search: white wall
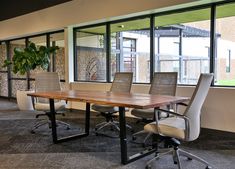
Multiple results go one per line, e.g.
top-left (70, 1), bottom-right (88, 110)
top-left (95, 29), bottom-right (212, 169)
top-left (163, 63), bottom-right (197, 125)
top-left (70, 82), bottom-right (235, 133)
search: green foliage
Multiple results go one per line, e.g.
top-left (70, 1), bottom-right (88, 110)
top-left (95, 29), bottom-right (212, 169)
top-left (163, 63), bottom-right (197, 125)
top-left (2, 42), bottom-right (59, 75)
top-left (217, 79), bottom-right (235, 86)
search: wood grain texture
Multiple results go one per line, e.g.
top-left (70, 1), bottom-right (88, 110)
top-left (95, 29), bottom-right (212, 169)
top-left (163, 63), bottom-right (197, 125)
top-left (28, 90), bottom-right (189, 109)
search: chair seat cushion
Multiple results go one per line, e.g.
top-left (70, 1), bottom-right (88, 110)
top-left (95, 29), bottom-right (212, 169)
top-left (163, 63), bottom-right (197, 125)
top-left (131, 108), bottom-right (169, 119)
top-left (35, 101), bottom-right (66, 111)
top-left (144, 117), bottom-right (185, 140)
top-left (131, 108), bottom-right (155, 119)
top-left (92, 104), bottom-right (119, 113)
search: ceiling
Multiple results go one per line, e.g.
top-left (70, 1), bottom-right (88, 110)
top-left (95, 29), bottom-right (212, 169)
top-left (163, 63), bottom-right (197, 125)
top-left (0, 0), bottom-right (72, 22)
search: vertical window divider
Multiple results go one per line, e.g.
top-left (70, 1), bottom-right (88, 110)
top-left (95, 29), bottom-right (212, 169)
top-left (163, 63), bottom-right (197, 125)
top-left (106, 23), bottom-right (111, 82)
top-left (25, 38), bottom-right (30, 90)
top-left (46, 34), bottom-right (51, 72)
top-left (73, 28), bottom-right (78, 81)
top-left (210, 4), bottom-right (216, 86)
top-left (6, 41), bottom-right (12, 98)
top-left (150, 15), bottom-right (155, 83)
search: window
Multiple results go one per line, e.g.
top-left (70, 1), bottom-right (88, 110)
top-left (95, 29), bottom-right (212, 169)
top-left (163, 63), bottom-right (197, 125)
top-left (123, 38), bottom-right (136, 80)
top-left (154, 8), bottom-right (211, 84)
top-left (9, 39), bottom-right (26, 97)
top-left (75, 25), bottom-right (107, 82)
top-left (0, 42), bottom-right (8, 97)
top-left (50, 32), bottom-right (65, 80)
top-left (215, 2), bottom-right (235, 86)
top-left (226, 49), bottom-right (231, 73)
top-left (110, 18), bottom-right (150, 83)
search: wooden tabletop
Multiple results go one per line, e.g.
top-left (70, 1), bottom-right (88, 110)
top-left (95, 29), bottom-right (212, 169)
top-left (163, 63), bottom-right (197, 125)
top-left (28, 90), bottom-right (189, 109)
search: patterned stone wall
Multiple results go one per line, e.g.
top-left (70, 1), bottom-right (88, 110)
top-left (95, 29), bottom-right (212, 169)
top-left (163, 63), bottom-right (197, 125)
top-left (0, 44), bottom-right (8, 97)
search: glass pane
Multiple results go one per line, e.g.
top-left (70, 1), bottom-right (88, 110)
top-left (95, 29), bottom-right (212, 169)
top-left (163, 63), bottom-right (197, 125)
top-left (0, 42), bottom-right (7, 71)
top-left (11, 80), bottom-right (27, 97)
top-left (215, 3), bottom-right (235, 86)
top-left (111, 18), bottom-right (150, 83)
top-left (0, 42), bottom-right (8, 97)
top-left (9, 39), bottom-right (26, 78)
top-left (29, 35), bottom-right (47, 79)
top-left (155, 8), bottom-right (210, 84)
top-left (75, 25), bottom-right (106, 81)
top-left (50, 32), bottom-right (65, 80)
top-left (0, 73), bottom-right (8, 97)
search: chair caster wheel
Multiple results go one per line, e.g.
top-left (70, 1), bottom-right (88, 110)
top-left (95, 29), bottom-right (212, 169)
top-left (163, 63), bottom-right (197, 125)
top-left (145, 165), bottom-right (151, 169)
top-left (132, 136), bottom-right (136, 141)
top-left (206, 166), bottom-right (212, 169)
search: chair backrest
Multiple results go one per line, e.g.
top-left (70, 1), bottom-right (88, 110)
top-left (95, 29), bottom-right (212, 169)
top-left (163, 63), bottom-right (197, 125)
top-left (110, 72), bottom-right (133, 93)
top-left (184, 73), bottom-right (213, 141)
top-left (35, 72), bottom-right (61, 103)
top-left (149, 72), bottom-right (178, 96)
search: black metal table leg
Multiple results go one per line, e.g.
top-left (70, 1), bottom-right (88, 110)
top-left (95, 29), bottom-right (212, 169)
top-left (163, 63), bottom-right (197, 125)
top-left (49, 99), bottom-right (58, 143)
top-left (119, 106), bottom-right (158, 165)
top-left (85, 102), bottom-right (90, 135)
top-left (119, 106), bottom-right (128, 164)
top-left (49, 99), bottom-right (90, 143)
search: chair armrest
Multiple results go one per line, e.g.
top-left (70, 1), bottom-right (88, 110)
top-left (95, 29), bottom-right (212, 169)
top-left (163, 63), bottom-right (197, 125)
top-left (155, 108), bottom-right (190, 140)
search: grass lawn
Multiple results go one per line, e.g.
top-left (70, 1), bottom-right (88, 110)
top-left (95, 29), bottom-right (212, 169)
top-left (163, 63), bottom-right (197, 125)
top-left (217, 79), bottom-right (235, 86)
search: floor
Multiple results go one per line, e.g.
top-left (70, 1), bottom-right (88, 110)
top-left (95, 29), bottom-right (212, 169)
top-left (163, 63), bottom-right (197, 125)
top-left (0, 98), bottom-right (235, 169)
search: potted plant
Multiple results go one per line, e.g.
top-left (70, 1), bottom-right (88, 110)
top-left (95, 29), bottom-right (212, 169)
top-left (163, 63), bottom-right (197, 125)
top-left (3, 41), bottom-right (59, 110)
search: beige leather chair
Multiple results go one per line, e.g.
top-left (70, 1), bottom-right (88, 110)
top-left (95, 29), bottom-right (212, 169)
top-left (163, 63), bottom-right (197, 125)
top-left (92, 72), bottom-right (133, 136)
top-left (131, 72), bottom-right (178, 146)
top-left (144, 73), bottom-right (213, 169)
top-left (31, 72), bottom-right (70, 133)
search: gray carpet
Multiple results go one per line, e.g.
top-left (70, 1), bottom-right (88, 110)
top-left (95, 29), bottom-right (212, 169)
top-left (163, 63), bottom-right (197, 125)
top-left (0, 98), bottom-right (235, 169)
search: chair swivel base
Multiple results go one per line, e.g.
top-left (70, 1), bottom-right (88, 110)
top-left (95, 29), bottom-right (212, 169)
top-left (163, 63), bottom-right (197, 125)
top-left (95, 120), bottom-right (132, 137)
top-left (145, 146), bottom-right (212, 169)
top-left (31, 119), bottom-right (70, 133)
top-left (132, 130), bottom-right (153, 147)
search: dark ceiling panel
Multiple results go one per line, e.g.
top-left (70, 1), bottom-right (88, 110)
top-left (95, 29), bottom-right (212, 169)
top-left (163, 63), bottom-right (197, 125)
top-left (0, 0), bottom-right (72, 21)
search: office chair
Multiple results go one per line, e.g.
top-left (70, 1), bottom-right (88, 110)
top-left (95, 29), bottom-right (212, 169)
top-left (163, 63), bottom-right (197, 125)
top-left (92, 72), bottom-right (133, 136)
top-left (131, 72), bottom-right (178, 146)
top-left (31, 72), bottom-right (70, 133)
top-left (144, 73), bottom-right (213, 169)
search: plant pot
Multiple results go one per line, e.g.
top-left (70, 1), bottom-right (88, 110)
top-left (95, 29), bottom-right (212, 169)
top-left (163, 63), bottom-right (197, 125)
top-left (16, 90), bottom-right (34, 111)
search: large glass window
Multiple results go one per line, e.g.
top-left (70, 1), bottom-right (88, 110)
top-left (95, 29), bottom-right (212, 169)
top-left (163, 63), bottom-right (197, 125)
top-left (50, 32), bottom-right (66, 89)
top-left (75, 25), bottom-right (107, 82)
top-left (215, 3), bottom-right (235, 86)
top-left (0, 42), bottom-right (8, 97)
top-left (29, 35), bottom-right (47, 79)
top-left (111, 18), bottom-right (150, 83)
top-left (9, 39), bottom-right (27, 96)
top-left (9, 39), bottom-right (26, 79)
top-left (154, 8), bottom-right (211, 84)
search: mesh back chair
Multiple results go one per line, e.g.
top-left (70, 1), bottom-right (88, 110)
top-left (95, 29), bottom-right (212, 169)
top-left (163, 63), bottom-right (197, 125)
top-left (92, 72), bottom-right (133, 136)
top-left (131, 72), bottom-right (178, 146)
top-left (31, 72), bottom-right (70, 133)
top-left (144, 73), bottom-right (213, 169)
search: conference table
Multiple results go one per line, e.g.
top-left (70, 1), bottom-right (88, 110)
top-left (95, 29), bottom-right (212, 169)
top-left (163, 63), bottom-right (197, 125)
top-left (28, 90), bottom-right (189, 164)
